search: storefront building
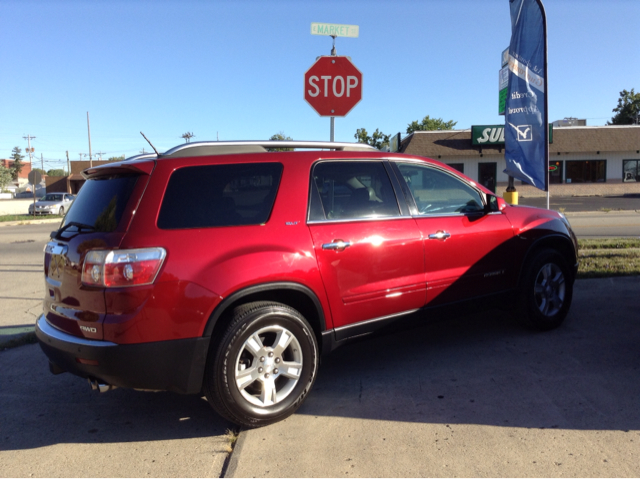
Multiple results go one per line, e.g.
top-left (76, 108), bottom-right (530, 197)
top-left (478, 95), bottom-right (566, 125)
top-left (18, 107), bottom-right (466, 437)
top-left (399, 125), bottom-right (640, 197)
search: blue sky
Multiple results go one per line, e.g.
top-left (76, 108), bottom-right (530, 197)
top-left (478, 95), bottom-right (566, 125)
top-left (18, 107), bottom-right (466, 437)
top-left (1, 0), bottom-right (638, 172)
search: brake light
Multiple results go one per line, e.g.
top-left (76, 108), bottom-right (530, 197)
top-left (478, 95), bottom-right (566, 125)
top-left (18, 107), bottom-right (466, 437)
top-left (82, 248), bottom-right (166, 287)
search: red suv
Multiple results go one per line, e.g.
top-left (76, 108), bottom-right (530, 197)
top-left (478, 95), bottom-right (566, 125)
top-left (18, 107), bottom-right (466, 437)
top-left (36, 140), bottom-right (578, 428)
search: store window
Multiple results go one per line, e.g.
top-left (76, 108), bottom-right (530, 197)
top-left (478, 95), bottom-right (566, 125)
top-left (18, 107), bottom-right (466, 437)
top-left (565, 160), bottom-right (606, 183)
top-left (623, 160), bottom-right (639, 182)
top-left (549, 160), bottom-right (563, 184)
top-left (447, 163), bottom-right (464, 174)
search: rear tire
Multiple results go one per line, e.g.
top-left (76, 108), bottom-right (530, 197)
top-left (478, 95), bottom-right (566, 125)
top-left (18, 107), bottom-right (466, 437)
top-left (519, 249), bottom-right (573, 331)
top-left (203, 301), bottom-right (319, 428)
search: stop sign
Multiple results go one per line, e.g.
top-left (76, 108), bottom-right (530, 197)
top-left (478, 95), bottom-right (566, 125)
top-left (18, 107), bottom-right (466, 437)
top-left (304, 56), bottom-right (362, 117)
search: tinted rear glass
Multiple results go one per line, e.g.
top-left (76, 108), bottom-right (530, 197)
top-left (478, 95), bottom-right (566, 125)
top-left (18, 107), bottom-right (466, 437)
top-left (158, 163), bottom-right (283, 229)
top-left (62, 175), bottom-right (139, 232)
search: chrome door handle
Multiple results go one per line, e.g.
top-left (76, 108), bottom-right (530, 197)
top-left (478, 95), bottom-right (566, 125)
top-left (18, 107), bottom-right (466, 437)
top-left (427, 230), bottom-right (451, 241)
top-left (322, 239), bottom-right (351, 251)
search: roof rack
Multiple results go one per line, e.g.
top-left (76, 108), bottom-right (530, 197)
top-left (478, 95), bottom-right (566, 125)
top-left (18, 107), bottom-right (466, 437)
top-left (161, 140), bottom-right (377, 158)
top-left (123, 153), bottom-right (158, 162)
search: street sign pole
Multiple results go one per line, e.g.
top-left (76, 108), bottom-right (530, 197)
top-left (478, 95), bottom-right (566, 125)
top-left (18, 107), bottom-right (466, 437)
top-left (330, 35), bottom-right (336, 142)
top-left (309, 23), bottom-right (360, 142)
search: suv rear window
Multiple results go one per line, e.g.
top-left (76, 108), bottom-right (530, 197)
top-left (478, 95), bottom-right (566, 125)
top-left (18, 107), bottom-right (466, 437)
top-left (158, 163), bottom-right (283, 229)
top-left (61, 175), bottom-right (139, 232)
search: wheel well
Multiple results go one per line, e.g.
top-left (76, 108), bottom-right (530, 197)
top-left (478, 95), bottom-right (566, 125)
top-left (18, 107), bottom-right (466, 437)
top-left (206, 285), bottom-right (326, 353)
top-left (519, 235), bottom-right (577, 286)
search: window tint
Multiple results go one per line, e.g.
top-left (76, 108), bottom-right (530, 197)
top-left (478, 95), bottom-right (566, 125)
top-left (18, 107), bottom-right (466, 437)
top-left (158, 163), bottom-right (283, 229)
top-left (62, 175), bottom-right (139, 232)
top-left (397, 163), bottom-right (484, 215)
top-left (310, 161), bottom-right (399, 221)
top-left (44, 194), bottom-right (63, 201)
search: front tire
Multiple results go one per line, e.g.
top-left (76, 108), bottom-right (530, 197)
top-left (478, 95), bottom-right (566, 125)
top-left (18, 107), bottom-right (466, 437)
top-left (58, 206), bottom-right (64, 216)
top-left (519, 249), bottom-right (573, 331)
top-left (204, 301), bottom-right (319, 428)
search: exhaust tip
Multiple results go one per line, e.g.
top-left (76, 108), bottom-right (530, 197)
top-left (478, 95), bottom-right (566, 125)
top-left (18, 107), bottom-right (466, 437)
top-left (88, 378), bottom-right (116, 393)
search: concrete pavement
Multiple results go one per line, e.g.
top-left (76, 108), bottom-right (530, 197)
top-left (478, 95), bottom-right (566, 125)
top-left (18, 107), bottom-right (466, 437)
top-left (2, 276), bottom-right (638, 477)
top-left (228, 276), bottom-right (640, 477)
top-left (0, 343), bottom-right (233, 477)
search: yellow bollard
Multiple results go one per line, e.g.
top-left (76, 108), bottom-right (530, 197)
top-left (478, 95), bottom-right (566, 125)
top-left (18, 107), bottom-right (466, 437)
top-left (503, 191), bottom-right (519, 205)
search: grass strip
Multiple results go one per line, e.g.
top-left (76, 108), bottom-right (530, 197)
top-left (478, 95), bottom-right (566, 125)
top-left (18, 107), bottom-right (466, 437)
top-left (577, 238), bottom-right (640, 279)
top-left (578, 238), bottom-right (640, 250)
top-left (0, 214), bottom-right (36, 222)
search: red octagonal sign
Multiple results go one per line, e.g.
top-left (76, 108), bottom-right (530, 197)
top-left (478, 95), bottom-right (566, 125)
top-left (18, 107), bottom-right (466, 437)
top-left (304, 56), bottom-right (362, 117)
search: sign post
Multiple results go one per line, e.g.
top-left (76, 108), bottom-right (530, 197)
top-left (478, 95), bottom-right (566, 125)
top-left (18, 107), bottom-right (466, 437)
top-left (309, 23), bottom-right (360, 141)
top-left (27, 170), bottom-right (42, 217)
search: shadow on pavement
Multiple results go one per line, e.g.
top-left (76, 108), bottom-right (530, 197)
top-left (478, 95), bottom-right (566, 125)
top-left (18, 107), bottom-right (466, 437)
top-left (0, 343), bottom-right (233, 452)
top-left (298, 276), bottom-right (640, 432)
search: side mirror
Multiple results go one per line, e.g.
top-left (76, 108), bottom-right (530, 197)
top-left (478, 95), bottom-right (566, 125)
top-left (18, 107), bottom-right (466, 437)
top-left (485, 194), bottom-right (507, 213)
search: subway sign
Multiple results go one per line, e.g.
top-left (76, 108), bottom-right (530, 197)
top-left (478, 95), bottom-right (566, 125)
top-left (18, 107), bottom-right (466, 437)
top-left (471, 124), bottom-right (553, 145)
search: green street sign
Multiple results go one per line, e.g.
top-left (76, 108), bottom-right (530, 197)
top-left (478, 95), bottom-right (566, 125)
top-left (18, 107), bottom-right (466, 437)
top-left (499, 88), bottom-right (508, 116)
top-left (311, 23), bottom-right (359, 38)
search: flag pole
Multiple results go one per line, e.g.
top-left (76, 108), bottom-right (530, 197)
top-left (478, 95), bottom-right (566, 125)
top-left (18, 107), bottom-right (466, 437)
top-left (536, 0), bottom-right (550, 210)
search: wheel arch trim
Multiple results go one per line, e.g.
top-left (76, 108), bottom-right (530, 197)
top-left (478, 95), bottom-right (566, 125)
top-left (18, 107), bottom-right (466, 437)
top-left (517, 233), bottom-right (578, 286)
top-left (202, 282), bottom-right (328, 338)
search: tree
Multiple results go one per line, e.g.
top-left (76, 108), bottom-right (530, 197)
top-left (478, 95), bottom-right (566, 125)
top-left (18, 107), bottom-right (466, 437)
top-left (108, 155), bottom-right (125, 162)
top-left (0, 164), bottom-right (12, 191)
top-left (181, 132), bottom-right (195, 143)
top-left (406, 115), bottom-right (457, 133)
top-left (354, 128), bottom-right (390, 150)
top-left (267, 132), bottom-right (293, 152)
top-left (10, 146), bottom-right (24, 181)
top-left (608, 89), bottom-right (640, 125)
top-left (47, 169), bottom-right (66, 177)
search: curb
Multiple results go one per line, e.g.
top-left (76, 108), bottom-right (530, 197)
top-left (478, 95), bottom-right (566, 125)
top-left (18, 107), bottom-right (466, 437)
top-left (0, 217), bottom-right (62, 228)
top-left (0, 330), bottom-right (37, 350)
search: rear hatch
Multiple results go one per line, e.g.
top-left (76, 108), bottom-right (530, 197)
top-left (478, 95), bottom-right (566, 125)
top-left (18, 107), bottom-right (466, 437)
top-left (43, 160), bottom-right (154, 340)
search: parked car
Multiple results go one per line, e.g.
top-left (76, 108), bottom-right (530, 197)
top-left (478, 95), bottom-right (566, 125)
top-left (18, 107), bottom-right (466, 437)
top-left (15, 187), bottom-right (46, 199)
top-left (27, 193), bottom-right (74, 215)
top-left (36, 141), bottom-right (578, 428)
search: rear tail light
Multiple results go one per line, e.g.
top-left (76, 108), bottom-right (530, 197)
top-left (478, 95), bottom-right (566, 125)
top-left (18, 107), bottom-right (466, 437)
top-left (82, 248), bottom-right (166, 287)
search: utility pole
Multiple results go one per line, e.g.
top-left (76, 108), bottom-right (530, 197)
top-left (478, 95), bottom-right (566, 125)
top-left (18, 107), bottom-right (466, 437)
top-left (87, 112), bottom-right (93, 167)
top-left (95, 151), bottom-right (105, 161)
top-left (66, 151), bottom-right (71, 193)
top-left (23, 134), bottom-right (36, 166)
top-left (41, 153), bottom-right (44, 174)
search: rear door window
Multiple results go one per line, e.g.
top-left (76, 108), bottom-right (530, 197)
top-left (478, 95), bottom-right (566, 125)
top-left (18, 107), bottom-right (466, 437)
top-left (309, 161), bottom-right (400, 221)
top-left (158, 163), bottom-right (283, 229)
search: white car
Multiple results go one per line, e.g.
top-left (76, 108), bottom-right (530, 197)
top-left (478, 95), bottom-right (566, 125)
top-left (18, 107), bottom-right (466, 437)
top-left (28, 193), bottom-right (75, 216)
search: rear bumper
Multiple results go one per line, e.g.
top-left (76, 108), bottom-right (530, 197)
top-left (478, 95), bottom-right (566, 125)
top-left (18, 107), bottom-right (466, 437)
top-left (35, 315), bottom-right (210, 394)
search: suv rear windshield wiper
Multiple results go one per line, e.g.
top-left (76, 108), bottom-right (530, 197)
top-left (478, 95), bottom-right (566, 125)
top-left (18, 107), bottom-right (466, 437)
top-left (51, 221), bottom-right (96, 239)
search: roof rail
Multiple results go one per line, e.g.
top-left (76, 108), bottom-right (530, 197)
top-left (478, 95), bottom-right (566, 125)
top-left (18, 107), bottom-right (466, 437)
top-left (124, 153), bottom-right (158, 162)
top-left (161, 140), bottom-right (377, 158)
